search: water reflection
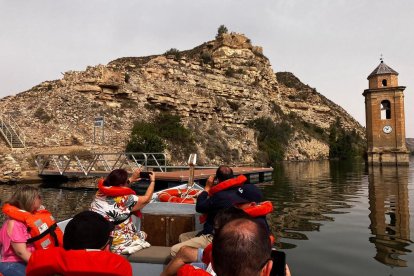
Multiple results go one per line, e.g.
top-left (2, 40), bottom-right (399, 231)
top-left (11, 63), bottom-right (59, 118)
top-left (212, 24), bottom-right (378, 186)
top-left (0, 181), bottom-right (96, 224)
top-left (368, 165), bottom-right (413, 267)
top-left (264, 160), bottom-right (365, 249)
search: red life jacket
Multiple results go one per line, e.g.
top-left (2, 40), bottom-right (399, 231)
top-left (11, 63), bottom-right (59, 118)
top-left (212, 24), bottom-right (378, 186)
top-left (199, 175), bottom-right (248, 224)
top-left (97, 178), bottom-right (142, 218)
top-left (242, 201), bottom-right (274, 217)
top-left (26, 247), bottom-right (132, 276)
top-left (208, 175), bottom-right (247, 196)
top-left (177, 264), bottom-right (212, 276)
top-left (2, 203), bottom-right (63, 250)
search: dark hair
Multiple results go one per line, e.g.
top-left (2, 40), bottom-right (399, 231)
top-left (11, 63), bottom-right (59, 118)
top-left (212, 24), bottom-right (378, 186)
top-left (213, 207), bottom-right (250, 234)
top-left (216, 165), bottom-right (234, 183)
top-left (212, 218), bottom-right (271, 276)
top-left (103, 169), bottom-right (128, 187)
top-left (64, 211), bottom-right (114, 250)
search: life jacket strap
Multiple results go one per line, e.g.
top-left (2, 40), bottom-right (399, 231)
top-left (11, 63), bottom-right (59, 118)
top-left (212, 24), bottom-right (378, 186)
top-left (27, 223), bottom-right (59, 245)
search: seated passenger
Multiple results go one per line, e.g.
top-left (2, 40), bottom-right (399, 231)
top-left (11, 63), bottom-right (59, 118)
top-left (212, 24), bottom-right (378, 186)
top-left (0, 185), bottom-right (62, 276)
top-left (171, 165), bottom-right (255, 256)
top-left (179, 218), bottom-right (291, 276)
top-left (162, 207), bottom-right (250, 276)
top-left (26, 211), bottom-right (132, 276)
top-left (90, 168), bottom-right (155, 254)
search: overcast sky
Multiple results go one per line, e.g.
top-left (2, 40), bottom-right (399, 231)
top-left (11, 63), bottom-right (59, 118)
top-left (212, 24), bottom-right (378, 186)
top-left (1, 0), bottom-right (413, 137)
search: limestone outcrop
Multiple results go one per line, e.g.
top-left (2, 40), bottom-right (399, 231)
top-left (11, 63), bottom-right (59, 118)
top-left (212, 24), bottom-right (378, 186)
top-left (0, 32), bottom-right (365, 177)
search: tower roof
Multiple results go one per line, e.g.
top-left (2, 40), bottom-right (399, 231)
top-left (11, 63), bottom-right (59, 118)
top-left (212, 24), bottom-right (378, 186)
top-left (368, 61), bottom-right (399, 78)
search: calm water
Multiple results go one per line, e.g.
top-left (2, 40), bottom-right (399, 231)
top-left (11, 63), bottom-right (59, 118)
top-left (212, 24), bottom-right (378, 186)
top-left (1, 159), bottom-right (413, 275)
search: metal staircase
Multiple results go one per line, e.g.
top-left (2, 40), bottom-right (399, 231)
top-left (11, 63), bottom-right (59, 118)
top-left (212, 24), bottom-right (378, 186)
top-left (0, 114), bottom-right (26, 148)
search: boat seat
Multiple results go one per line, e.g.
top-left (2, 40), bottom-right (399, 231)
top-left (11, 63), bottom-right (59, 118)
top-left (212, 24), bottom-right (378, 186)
top-left (127, 246), bottom-right (172, 265)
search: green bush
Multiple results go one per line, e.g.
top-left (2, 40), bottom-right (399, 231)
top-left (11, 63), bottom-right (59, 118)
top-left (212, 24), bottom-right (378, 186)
top-left (328, 118), bottom-right (365, 160)
top-left (225, 67), bottom-right (236, 77)
top-left (216, 25), bottom-right (228, 39)
top-left (164, 48), bottom-right (181, 60)
top-left (126, 121), bottom-right (165, 153)
top-left (248, 117), bottom-right (292, 165)
top-left (201, 52), bottom-right (213, 64)
top-left (34, 107), bottom-right (52, 123)
top-left (120, 100), bottom-right (138, 109)
top-left (126, 112), bottom-right (197, 160)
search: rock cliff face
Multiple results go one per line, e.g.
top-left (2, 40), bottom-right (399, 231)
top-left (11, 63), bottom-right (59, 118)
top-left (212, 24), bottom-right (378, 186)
top-left (0, 33), bottom-right (364, 172)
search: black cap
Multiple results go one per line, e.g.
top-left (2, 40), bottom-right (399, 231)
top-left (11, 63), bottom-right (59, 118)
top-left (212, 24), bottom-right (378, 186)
top-left (63, 211), bottom-right (114, 250)
top-left (227, 184), bottom-right (263, 205)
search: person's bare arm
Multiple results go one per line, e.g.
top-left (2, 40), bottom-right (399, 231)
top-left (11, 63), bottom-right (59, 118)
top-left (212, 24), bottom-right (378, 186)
top-left (11, 242), bottom-right (32, 263)
top-left (132, 172), bottom-right (155, 211)
top-left (161, 246), bottom-right (199, 276)
top-left (286, 264), bottom-right (292, 276)
top-left (7, 220), bottom-right (32, 263)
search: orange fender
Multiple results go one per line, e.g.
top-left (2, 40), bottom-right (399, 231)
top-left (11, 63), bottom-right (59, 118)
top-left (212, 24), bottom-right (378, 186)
top-left (158, 188), bottom-right (200, 204)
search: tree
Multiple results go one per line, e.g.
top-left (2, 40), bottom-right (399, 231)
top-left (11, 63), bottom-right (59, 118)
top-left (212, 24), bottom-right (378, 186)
top-left (328, 117), bottom-right (365, 160)
top-left (216, 25), bottom-right (228, 38)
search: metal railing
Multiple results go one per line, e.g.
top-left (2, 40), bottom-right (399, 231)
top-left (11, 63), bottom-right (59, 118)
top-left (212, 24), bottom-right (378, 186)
top-left (35, 152), bottom-right (168, 176)
top-left (0, 113), bottom-right (26, 148)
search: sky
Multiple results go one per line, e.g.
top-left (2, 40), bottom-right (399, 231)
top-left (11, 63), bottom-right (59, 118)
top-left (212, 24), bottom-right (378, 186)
top-left (0, 0), bottom-right (413, 137)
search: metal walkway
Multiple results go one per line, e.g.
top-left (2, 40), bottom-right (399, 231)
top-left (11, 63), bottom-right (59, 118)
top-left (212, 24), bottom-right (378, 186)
top-left (34, 152), bottom-right (273, 184)
top-left (35, 152), bottom-right (169, 176)
top-left (0, 114), bottom-right (25, 148)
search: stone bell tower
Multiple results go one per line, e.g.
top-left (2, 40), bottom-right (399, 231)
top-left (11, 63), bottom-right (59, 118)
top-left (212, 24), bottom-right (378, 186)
top-left (363, 59), bottom-right (409, 165)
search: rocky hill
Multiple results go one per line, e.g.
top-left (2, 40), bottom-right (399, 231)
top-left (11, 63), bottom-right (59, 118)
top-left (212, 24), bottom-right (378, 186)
top-left (0, 32), bottom-right (365, 181)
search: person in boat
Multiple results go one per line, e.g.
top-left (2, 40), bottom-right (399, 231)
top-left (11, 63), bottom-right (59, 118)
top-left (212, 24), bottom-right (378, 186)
top-left (90, 168), bottom-right (155, 254)
top-left (170, 165), bottom-right (261, 256)
top-left (178, 217), bottom-right (291, 276)
top-left (163, 190), bottom-right (275, 276)
top-left (0, 185), bottom-right (62, 276)
top-left (162, 207), bottom-right (251, 276)
top-left (26, 211), bottom-right (132, 276)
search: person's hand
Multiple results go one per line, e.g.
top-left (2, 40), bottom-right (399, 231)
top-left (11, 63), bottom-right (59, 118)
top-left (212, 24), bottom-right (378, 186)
top-left (285, 264), bottom-right (291, 276)
top-left (149, 171), bottom-right (156, 183)
top-left (204, 175), bottom-right (215, 192)
top-left (129, 168), bottom-right (142, 183)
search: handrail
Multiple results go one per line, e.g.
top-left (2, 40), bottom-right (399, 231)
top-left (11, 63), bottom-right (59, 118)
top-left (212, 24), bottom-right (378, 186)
top-left (6, 115), bottom-right (26, 147)
top-left (0, 117), bottom-right (13, 148)
top-left (0, 113), bottom-right (26, 148)
top-left (35, 152), bottom-right (169, 176)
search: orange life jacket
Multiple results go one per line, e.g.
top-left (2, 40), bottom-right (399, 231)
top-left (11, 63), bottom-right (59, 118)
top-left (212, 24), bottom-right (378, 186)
top-left (199, 175), bottom-right (248, 224)
top-left (242, 201), bottom-right (274, 217)
top-left (2, 203), bottom-right (63, 250)
top-left (97, 178), bottom-right (142, 219)
top-left (208, 175), bottom-right (247, 196)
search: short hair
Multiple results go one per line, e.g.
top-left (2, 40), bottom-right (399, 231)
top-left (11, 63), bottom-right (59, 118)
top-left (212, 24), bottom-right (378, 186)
top-left (7, 185), bottom-right (40, 212)
top-left (64, 211), bottom-right (114, 250)
top-left (216, 165), bottom-right (234, 183)
top-left (212, 218), bottom-right (271, 276)
top-left (213, 207), bottom-right (250, 234)
top-left (104, 169), bottom-right (128, 187)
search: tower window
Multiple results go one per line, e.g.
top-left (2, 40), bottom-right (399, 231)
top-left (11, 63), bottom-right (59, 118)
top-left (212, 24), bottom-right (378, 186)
top-left (380, 100), bottom-right (391, 120)
top-left (382, 79), bottom-right (387, 87)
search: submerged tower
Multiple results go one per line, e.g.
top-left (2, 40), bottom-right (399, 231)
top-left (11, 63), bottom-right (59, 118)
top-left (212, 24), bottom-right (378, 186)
top-left (363, 60), bottom-right (409, 165)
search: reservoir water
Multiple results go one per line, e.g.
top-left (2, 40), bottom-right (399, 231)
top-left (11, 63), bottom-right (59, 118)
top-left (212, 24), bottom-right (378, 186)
top-left (1, 158), bottom-right (413, 275)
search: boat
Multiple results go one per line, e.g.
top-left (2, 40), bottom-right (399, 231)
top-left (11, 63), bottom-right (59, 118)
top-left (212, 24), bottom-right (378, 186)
top-left (57, 182), bottom-right (204, 276)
